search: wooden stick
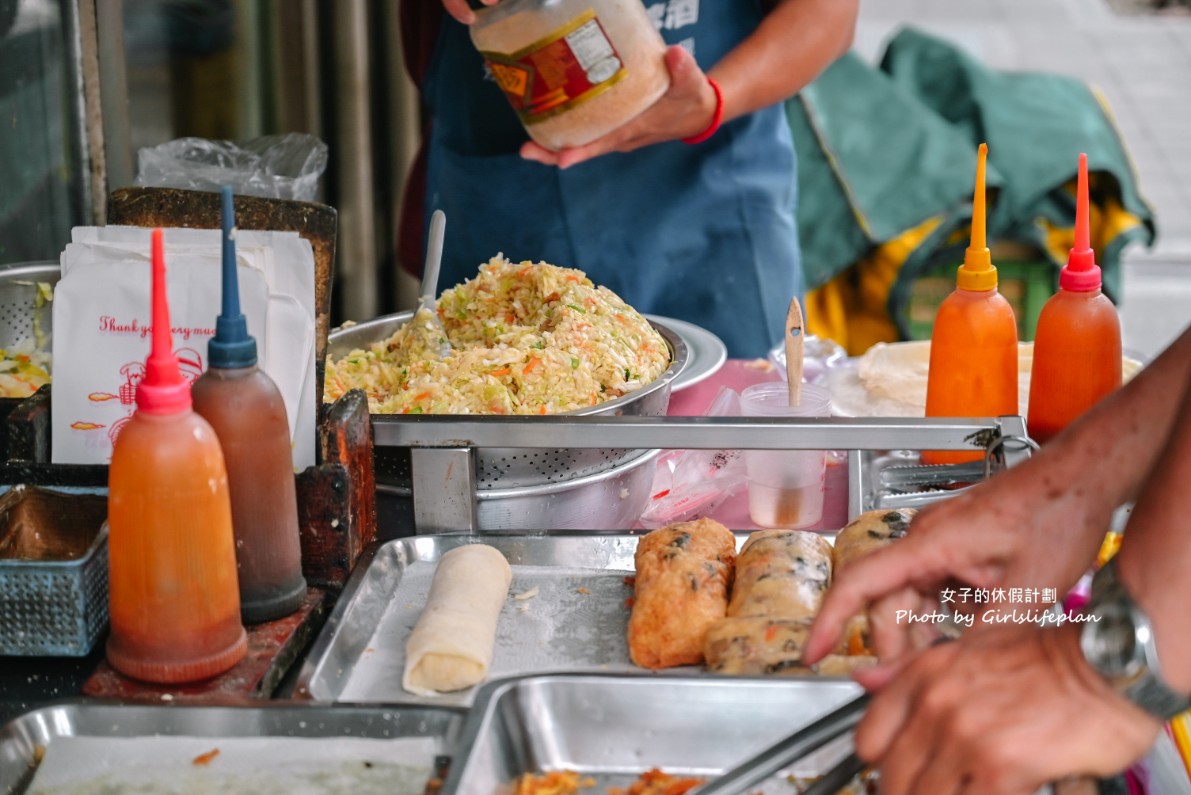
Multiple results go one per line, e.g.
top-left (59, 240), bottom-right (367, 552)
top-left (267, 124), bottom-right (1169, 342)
top-left (786, 298), bottom-right (804, 406)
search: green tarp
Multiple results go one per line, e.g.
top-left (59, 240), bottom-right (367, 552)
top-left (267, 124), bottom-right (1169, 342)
top-left (789, 27), bottom-right (1156, 342)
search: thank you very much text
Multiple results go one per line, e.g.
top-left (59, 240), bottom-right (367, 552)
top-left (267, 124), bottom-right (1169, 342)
top-left (98, 316), bottom-right (215, 342)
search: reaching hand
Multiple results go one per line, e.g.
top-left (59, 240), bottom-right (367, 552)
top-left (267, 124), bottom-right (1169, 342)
top-left (804, 456), bottom-right (1114, 664)
top-left (852, 624), bottom-right (1159, 795)
top-left (520, 45), bottom-right (719, 169)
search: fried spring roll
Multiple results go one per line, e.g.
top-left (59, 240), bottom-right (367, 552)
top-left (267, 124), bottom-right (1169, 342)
top-left (729, 529), bottom-right (833, 620)
top-left (628, 518), bottom-right (736, 669)
top-left (704, 616), bottom-right (876, 676)
top-left (705, 530), bottom-right (832, 673)
top-left (833, 508), bottom-right (916, 655)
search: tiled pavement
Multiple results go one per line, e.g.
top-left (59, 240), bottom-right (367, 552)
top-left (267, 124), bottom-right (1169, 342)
top-left (854, 0), bottom-right (1191, 358)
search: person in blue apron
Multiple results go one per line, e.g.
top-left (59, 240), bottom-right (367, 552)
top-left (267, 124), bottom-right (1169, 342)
top-left (398, 0), bottom-right (858, 358)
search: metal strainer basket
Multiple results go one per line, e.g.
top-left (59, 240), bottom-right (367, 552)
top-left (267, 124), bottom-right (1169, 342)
top-left (327, 311), bottom-right (689, 491)
top-left (0, 261), bottom-right (59, 352)
top-left (0, 485), bottom-right (110, 656)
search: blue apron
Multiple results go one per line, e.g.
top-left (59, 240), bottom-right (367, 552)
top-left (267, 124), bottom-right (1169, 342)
top-left (421, 0), bottom-right (801, 358)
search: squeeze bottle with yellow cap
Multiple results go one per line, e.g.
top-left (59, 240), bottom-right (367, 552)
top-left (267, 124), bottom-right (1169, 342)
top-left (1027, 153), bottom-right (1122, 444)
top-left (106, 229), bottom-right (247, 684)
top-left (923, 143), bottom-right (1019, 465)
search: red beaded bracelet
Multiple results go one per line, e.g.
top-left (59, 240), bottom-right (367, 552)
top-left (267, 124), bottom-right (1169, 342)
top-left (682, 77), bottom-right (724, 145)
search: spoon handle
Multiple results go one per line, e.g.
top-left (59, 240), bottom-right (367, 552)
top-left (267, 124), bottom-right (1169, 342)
top-left (422, 209), bottom-right (447, 303)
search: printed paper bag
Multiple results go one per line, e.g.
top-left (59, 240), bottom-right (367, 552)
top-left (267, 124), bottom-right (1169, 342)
top-left (51, 242), bottom-right (269, 465)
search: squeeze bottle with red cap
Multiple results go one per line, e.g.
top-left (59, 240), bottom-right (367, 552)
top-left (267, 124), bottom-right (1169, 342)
top-left (923, 143), bottom-right (1019, 465)
top-left (106, 229), bottom-right (247, 684)
top-left (192, 187), bottom-right (307, 624)
top-left (1027, 153), bottom-right (1122, 444)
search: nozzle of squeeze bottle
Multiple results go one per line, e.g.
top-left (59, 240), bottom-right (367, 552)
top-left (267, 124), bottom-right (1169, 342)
top-left (135, 230), bottom-right (191, 414)
top-left (956, 143), bottom-right (998, 292)
top-left (208, 186), bottom-right (258, 369)
top-left (1058, 153), bottom-right (1102, 292)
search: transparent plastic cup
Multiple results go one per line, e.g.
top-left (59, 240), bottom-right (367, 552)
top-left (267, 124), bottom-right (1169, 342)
top-left (740, 382), bottom-right (832, 529)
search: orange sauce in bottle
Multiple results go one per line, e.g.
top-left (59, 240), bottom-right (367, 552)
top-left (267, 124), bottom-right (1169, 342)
top-left (106, 229), bottom-right (247, 684)
top-left (923, 143), bottom-right (1019, 465)
top-left (1027, 153), bottom-right (1122, 444)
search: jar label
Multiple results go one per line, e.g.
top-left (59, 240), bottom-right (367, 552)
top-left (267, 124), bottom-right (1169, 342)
top-left (479, 10), bottom-right (628, 127)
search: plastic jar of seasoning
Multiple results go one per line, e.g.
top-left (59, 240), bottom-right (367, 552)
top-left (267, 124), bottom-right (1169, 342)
top-left (468, 0), bottom-right (670, 151)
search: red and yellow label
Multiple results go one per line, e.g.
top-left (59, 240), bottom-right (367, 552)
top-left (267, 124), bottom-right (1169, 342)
top-left (479, 10), bottom-right (627, 125)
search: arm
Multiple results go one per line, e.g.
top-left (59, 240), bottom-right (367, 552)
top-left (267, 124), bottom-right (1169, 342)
top-left (1113, 356), bottom-right (1191, 694)
top-left (522, 0), bottom-right (859, 168)
top-left (804, 325), bottom-right (1191, 664)
top-left (709, 0), bottom-right (858, 123)
top-left (848, 353), bottom-right (1191, 794)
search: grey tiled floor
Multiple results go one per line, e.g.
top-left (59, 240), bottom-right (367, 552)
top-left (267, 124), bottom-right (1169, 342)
top-left (855, 0), bottom-right (1191, 358)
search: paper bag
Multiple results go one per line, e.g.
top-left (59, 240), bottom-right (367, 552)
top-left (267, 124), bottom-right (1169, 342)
top-left (51, 227), bottom-right (316, 469)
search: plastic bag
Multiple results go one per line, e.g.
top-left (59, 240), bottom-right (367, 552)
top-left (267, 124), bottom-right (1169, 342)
top-left (638, 387), bottom-right (749, 529)
top-left (135, 133), bottom-right (328, 202)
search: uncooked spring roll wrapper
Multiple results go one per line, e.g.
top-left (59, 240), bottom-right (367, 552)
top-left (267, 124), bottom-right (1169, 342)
top-left (728, 529), bottom-right (833, 620)
top-left (402, 544), bottom-right (512, 696)
top-left (833, 508), bottom-right (916, 655)
top-left (628, 518), bottom-right (736, 670)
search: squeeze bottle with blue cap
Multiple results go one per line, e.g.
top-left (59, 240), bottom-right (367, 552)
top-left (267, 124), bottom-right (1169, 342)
top-left (923, 143), bottom-right (1019, 465)
top-left (106, 228), bottom-right (247, 683)
top-left (192, 187), bottom-right (307, 624)
top-left (1027, 153), bottom-right (1122, 444)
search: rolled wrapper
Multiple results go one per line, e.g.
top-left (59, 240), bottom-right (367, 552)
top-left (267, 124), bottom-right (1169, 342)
top-left (402, 544), bottom-right (512, 696)
top-left (729, 529), bottom-right (832, 620)
top-left (628, 518), bottom-right (736, 669)
top-left (705, 616), bottom-right (878, 676)
top-left (833, 508), bottom-right (916, 655)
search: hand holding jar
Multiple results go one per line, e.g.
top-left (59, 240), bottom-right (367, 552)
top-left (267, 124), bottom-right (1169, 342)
top-left (459, 0), bottom-right (677, 156)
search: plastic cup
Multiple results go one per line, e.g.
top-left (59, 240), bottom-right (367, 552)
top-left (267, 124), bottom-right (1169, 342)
top-left (740, 381), bottom-right (832, 529)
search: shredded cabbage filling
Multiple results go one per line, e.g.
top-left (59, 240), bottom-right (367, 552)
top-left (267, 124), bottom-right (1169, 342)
top-left (325, 257), bottom-right (670, 415)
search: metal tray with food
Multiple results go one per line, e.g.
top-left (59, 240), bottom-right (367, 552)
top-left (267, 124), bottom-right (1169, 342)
top-left (0, 700), bottom-right (464, 795)
top-left (293, 533), bottom-right (648, 708)
top-left (441, 673), bottom-right (868, 795)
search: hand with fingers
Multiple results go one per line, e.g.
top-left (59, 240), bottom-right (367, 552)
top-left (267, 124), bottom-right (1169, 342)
top-left (802, 327), bottom-right (1191, 792)
top-left (520, 46), bottom-right (720, 170)
top-left (807, 325), bottom-right (1191, 666)
top-left (803, 454), bottom-right (1113, 665)
top-left (852, 624), bottom-right (1159, 795)
top-left (400, 0), bottom-right (859, 358)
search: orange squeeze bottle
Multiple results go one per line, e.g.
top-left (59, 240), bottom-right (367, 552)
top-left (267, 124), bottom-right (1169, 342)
top-left (106, 229), bottom-right (247, 684)
top-left (923, 143), bottom-right (1019, 465)
top-left (1027, 153), bottom-right (1122, 444)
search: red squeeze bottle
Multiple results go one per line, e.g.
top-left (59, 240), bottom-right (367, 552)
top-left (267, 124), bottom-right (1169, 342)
top-left (192, 187), bottom-right (307, 624)
top-left (923, 143), bottom-right (1019, 465)
top-left (106, 229), bottom-right (247, 684)
top-left (1028, 153), bottom-right (1122, 443)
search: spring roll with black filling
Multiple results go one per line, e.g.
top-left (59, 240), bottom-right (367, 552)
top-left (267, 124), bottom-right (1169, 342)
top-left (628, 518), bottom-right (736, 669)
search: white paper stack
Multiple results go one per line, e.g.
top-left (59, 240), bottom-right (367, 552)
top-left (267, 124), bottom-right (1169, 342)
top-left (51, 225), bottom-right (316, 470)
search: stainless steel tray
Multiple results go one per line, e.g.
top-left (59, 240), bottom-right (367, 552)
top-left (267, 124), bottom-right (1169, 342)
top-left (0, 701), bottom-right (463, 794)
top-left (294, 534), bottom-right (650, 708)
top-left (441, 673), bottom-right (864, 794)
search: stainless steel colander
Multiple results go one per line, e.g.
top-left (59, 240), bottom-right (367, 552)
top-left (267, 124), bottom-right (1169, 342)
top-left (327, 311), bottom-right (688, 492)
top-left (0, 262), bottom-right (58, 352)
